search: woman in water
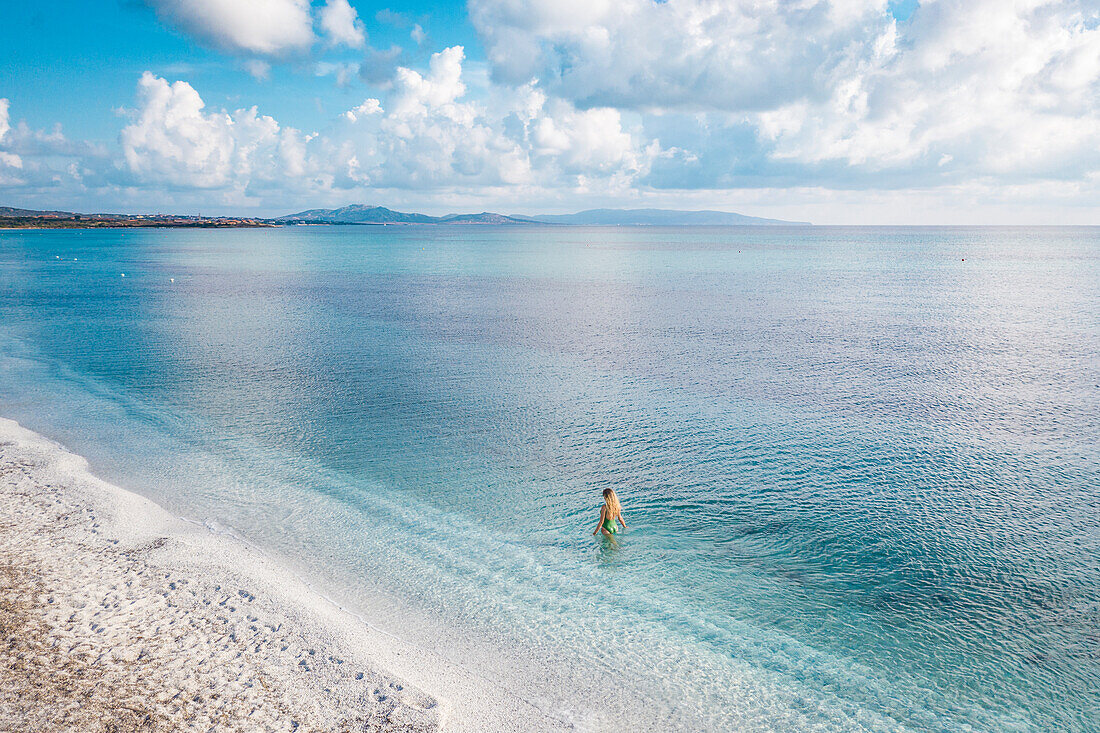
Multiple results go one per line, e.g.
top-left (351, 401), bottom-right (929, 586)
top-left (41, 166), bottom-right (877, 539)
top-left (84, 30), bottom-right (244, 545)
top-left (592, 488), bottom-right (628, 538)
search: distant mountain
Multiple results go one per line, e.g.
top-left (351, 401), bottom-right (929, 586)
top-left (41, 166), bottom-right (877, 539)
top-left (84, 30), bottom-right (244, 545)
top-left (277, 204), bottom-right (809, 226)
top-left (518, 208), bottom-right (809, 226)
top-left (439, 212), bottom-right (535, 225)
top-left (277, 205), bottom-right (533, 225)
top-left (278, 205), bottom-right (438, 224)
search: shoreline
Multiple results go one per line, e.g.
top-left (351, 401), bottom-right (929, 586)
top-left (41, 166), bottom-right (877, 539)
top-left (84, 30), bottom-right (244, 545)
top-left (0, 417), bottom-right (566, 731)
top-left (0, 215), bottom-right (274, 229)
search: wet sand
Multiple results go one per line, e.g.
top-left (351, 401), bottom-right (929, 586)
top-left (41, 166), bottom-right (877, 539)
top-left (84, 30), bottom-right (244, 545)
top-left (0, 419), bottom-right (563, 732)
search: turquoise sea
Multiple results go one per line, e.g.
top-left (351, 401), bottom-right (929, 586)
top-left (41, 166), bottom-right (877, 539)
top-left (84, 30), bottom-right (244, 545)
top-left (1, 225), bottom-right (1098, 731)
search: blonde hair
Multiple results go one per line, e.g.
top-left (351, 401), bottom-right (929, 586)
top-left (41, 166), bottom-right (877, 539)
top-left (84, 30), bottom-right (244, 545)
top-left (602, 488), bottom-right (621, 517)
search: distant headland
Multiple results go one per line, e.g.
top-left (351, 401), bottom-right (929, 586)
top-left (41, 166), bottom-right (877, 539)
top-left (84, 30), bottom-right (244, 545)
top-left (0, 206), bottom-right (272, 229)
top-left (1, 204), bottom-right (810, 229)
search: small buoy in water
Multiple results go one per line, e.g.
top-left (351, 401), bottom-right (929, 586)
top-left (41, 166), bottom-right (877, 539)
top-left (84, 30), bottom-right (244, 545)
top-left (120, 273), bottom-right (126, 277)
top-left (962, 258), bottom-right (965, 261)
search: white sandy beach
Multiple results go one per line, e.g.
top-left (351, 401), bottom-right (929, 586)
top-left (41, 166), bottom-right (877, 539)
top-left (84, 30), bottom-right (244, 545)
top-left (0, 418), bottom-right (569, 732)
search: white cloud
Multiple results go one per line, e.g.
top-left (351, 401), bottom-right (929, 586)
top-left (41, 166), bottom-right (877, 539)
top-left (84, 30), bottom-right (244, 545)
top-left (391, 46), bottom-right (466, 113)
top-left (469, 0), bottom-right (891, 111)
top-left (243, 59), bottom-right (271, 81)
top-left (516, 85), bottom-right (649, 184)
top-left (0, 98), bottom-right (23, 174)
top-left (0, 99), bottom-right (100, 189)
top-left (120, 73), bottom-right (234, 188)
top-left (119, 72), bottom-right (310, 190)
top-left (107, 48), bottom-right (653, 200)
top-left (470, 0), bottom-right (1100, 186)
top-left (319, 0), bottom-right (366, 48)
top-left (144, 0), bottom-right (314, 55)
top-left (332, 46), bottom-right (653, 190)
top-left (0, 98), bottom-right (10, 142)
top-left (343, 98), bottom-right (382, 122)
top-left (337, 46), bottom-right (532, 188)
top-left (755, 0), bottom-right (1100, 180)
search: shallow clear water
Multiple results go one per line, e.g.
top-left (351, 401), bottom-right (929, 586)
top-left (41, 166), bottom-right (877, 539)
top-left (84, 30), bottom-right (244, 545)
top-left (1, 225), bottom-right (1098, 731)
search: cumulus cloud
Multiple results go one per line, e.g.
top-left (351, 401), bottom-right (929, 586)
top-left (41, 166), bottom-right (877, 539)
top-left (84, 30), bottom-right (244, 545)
top-left (756, 0), bottom-right (1100, 181)
top-left (0, 99), bottom-right (10, 142)
top-left (0, 99), bottom-right (103, 190)
top-left (342, 98), bottom-right (382, 122)
top-left (336, 46), bottom-right (532, 188)
top-left (120, 73), bottom-right (234, 188)
top-left (143, 0), bottom-right (314, 55)
top-left (319, 0), bottom-right (366, 48)
top-left (108, 48), bottom-right (653, 199)
top-left (469, 0), bottom-right (892, 111)
top-left (470, 0), bottom-right (1100, 186)
top-left (119, 72), bottom-right (311, 190)
top-left (333, 46), bottom-right (652, 190)
top-left (0, 99), bottom-right (23, 175)
top-left (513, 85), bottom-right (650, 187)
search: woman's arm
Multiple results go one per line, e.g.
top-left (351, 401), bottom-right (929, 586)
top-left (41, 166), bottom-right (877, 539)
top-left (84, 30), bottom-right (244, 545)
top-left (618, 511), bottom-right (628, 529)
top-left (592, 506), bottom-right (606, 535)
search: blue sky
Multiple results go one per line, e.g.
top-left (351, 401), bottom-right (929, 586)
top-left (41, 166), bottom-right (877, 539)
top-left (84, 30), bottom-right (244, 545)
top-left (1, 0), bottom-right (1099, 223)
top-left (0, 1), bottom-right (472, 142)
